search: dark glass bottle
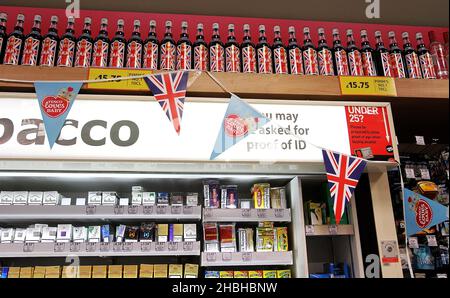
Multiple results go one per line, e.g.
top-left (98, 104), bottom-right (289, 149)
top-left (331, 28), bottom-right (349, 76)
top-left (108, 19), bottom-right (126, 68)
top-left (57, 16), bottom-right (76, 67)
top-left (346, 29), bottom-right (364, 76)
top-left (74, 17), bottom-right (93, 68)
top-left (402, 32), bottom-right (421, 79)
top-left (160, 20), bottom-right (176, 71)
top-left (21, 15), bottom-right (42, 66)
top-left (0, 13), bottom-right (7, 63)
top-left (209, 23), bottom-right (225, 72)
top-left (193, 23), bottom-right (208, 71)
top-left (177, 21), bottom-right (192, 70)
top-left (317, 28), bottom-right (334, 76)
top-left (388, 31), bottom-right (407, 78)
top-left (272, 26), bottom-right (288, 74)
top-left (143, 20), bottom-right (158, 70)
top-left (374, 31), bottom-right (392, 77)
top-left (225, 24), bottom-right (240, 72)
top-left (256, 25), bottom-right (272, 74)
top-left (3, 14), bottom-right (25, 65)
top-left (360, 29), bottom-right (377, 76)
top-left (126, 20), bottom-right (143, 68)
top-left (416, 32), bottom-right (437, 79)
top-left (302, 27), bottom-right (318, 75)
top-left (240, 24), bottom-right (256, 73)
top-left (286, 26), bottom-right (302, 75)
top-left (39, 16), bottom-right (59, 67)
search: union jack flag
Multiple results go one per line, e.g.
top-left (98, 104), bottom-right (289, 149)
top-left (39, 37), bottom-right (57, 66)
top-left (334, 49), bottom-right (349, 76)
top-left (362, 52), bottom-right (377, 76)
top-left (21, 37), bottom-right (40, 66)
top-left (57, 38), bottom-right (75, 67)
top-left (177, 43), bottom-right (192, 70)
top-left (226, 45), bottom-right (240, 72)
top-left (322, 149), bottom-right (367, 224)
top-left (389, 53), bottom-right (406, 78)
top-left (318, 48), bottom-right (334, 76)
top-left (289, 47), bottom-right (303, 75)
top-left (160, 41), bottom-right (176, 70)
top-left (143, 41), bottom-right (159, 70)
top-left (242, 46), bottom-right (256, 73)
top-left (419, 53), bottom-right (437, 79)
top-left (3, 36), bottom-right (22, 65)
top-left (257, 46), bottom-right (273, 74)
top-left (348, 51), bottom-right (364, 76)
top-left (144, 71), bottom-right (189, 135)
top-left (405, 53), bottom-right (422, 79)
top-left (210, 44), bottom-right (224, 72)
top-left (75, 39), bottom-right (92, 67)
top-left (274, 47), bottom-right (288, 74)
top-left (303, 48), bottom-right (319, 75)
top-left (380, 52), bottom-right (392, 77)
top-left (93, 40), bottom-right (110, 67)
top-left (194, 44), bottom-right (208, 71)
top-left (126, 41), bottom-right (142, 68)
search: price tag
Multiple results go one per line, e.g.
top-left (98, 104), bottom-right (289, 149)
top-left (70, 242), bottom-right (81, 252)
top-left (86, 242), bottom-right (97, 252)
top-left (206, 252), bottom-right (217, 262)
top-left (305, 225), bottom-right (315, 235)
top-left (242, 252), bottom-right (252, 262)
top-left (140, 242), bottom-right (152, 252)
top-left (329, 225), bottom-right (338, 235)
top-left (114, 206), bottom-right (124, 215)
top-left (23, 243), bottom-right (35, 252)
top-left (339, 76), bottom-right (397, 97)
top-left (143, 205), bottom-right (154, 215)
top-left (122, 242), bottom-right (133, 252)
top-left (183, 242), bottom-right (193, 252)
top-left (405, 168), bottom-right (416, 179)
top-left (241, 209), bottom-right (251, 218)
top-left (204, 208), bottom-right (213, 219)
top-left (171, 206), bottom-right (182, 215)
top-left (183, 206), bottom-right (193, 215)
top-left (100, 242), bottom-right (110, 252)
top-left (274, 209), bottom-right (284, 218)
top-left (415, 136), bottom-right (426, 146)
top-left (128, 206), bottom-right (138, 215)
top-left (54, 242), bottom-right (65, 252)
top-left (257, 209), bottom-right (267, 219)
top-left (408, 237), bottom-right (419, 249)
top-left (426, 235), bottom-right (438, 247)
top-left (168, 242), bottom-right (179, 251)
top-left (155, 242), bottom-right (166, 252)
top-left (222, 252), bottom-right (232, 261)
top-left (86, 68), bottom-right (154, 91)
top-left (420, 169), bottom-right (431, 180)
top-left (85, 205), bottom-right (96, 215)
top-left (113, 242), bottom-right (123, 252)
top-left (156, 205), bottom-right (167, 215)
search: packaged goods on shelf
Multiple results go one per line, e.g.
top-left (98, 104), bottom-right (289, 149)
top-left (153, 264), bottom-right (168, 278)
top-left (115, 225), bottom-right (126, 242)
top-left (88, 192), bottom-right (102, 206)
top-left (234, 271), bottom-right (248, 278)
top-left (108, 265), bottom-right (123, 278)
top-left (41, 227), bottom-right (57, 243)
top-left (203, 223), bottom-right (219, 252)
top-left (124, 226), bottom-right (139, 242)
top-left (73, 226), bottom-right (88, 242)
top-left (56, 224), bottom-right (72, 243)
top-left (184, 264), bottom-right (199, 278)
top-left (0, 191), bottom-right (14, 205)
top-left (204, 180), bottom-right (221, 208)
top-left (33, 266), bottom-right (46, 278)
top-left (170, 192), bottom-right (184, 206)
top-left (156, 192), bottom-right (169, 206)
top-left (88, 225), bottom-right (101, 242)
top-left (274, 227), bottom-right (289, 252)
top-left (123, 265), bottom-right (138, 278)
top-left (102, 191), bottom-right (119, 206)
top-left (256, 222), bottom-right (275, 252)
top-left (252, 183), bottom-right (271, 209)
top-left (101, 225), bottom-right (111, 242)
top-left (157, 224), bottom-right (169, 242)
top-left (170, 224), bottom-right (183, 242)
top-left (277, 270), bottom-right (291, 278)
top-left (239, 198), bottom-right (252, 209)
top-left (238, 228), bottom-right (254, 252)
top-left (248, 270), bottom-right (263, 278)
top-left (13, 228), bottom-right (26, 243)
top-left (19, 267), bottom-right (33, 278)
top-left (270, 187), bottom-right (287, 209)
top-left (168, 264), bottom-right (183, 278)
top-left (0, 228), bottom-right (14, 243)
top-left (263, 270), bottom-right (277, 278)
top-left (43, 191), bottom-right (61, 206)
top-left (184, 223), bottom-right (197, 242)
top-left (92, 265), bottom-right (107, 278)
top-left (13, 191), bottom-right (28, 205)
top-left (139, 223), bottom-right (155, 242)
top-left (219, 271), bottom-right (234, 278)
top-left (186, 193), bottom-right (198, 206)
top-left (221, 185), bottom-right (238, 208)
top-left (205, 271), bottom-right (220, 278)
top-left (139, 264), bottom-right (154, 278)
top-left (142, 192), bottom-right (156, 205)
top-left (304, 201), bottom-right (325, 225)
top-left (219, 223), bottom-right (237, 252)
top-left (132, 191), bottom-right (143, 205)
top-left (79, 266), bottom-right (92, 278)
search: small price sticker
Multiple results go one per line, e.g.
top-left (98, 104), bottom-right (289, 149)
top-left (128, 206), bottom-right (138, 215)
top-left (183, 242), bottom-right (194, 252)
top-left (339, 76), bottom-right (397, 97)
top-left (426, 235), bottom-right (438, 247)
top-left (86, 68), bottom-right (153, 91)
top-left (274, 209), bottom-right (284, 218)
top-left (140, 242), bottom-right (152, 252)
top-left (122, 242), bottom-right (133, 252)
top-left (85, 205), bottom-right (96, 215)
top-left (155, 242), bottom-right (166, 252)
top-left (70, 242), bottom-right (81, 252)
top-left (114, 206), bottom-right (124, 215)
top-left (183, 206), bottom-right (193, 215)
top-left (143, 205), bottom-right (154, 215)
top-left (329, 225), bottom-right (338, 235)
top-left (204, 208), bottom-right (213, 218)
top-left (241, 209), bottom-right (251, 218)
top-left (86, 242), bottom-right (97, 252)
top-left (408, 237), bottom-right (419, 249)
top-left (206, 252), bottom-right (217, 262)
top-left (156, 206), bottom-right (167, 215)
top-left (257, 209), bottom-right (267, 219)
top-left (242, 252), bottom-right (252, 262)
top-left (54, 242), bottom-right (65, 252)
top-left (171, 206), bottom-right (182, 215)
top-left (23, 243), bottom-right (35, 252)
top-left (305, 225), bottom-right (315, 235)
top-left (100, 242), bottom-right (110, 252)
top-left (168, 242), bottom-right (179, 251)
top-left (222, 252), bottom-right (232, 261)
top-left (113, 242), bottom-right (123, 252)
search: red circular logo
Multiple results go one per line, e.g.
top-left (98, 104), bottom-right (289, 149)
top-left (41, 96), bottom-right (69, 118)
top-left (224, 114), bottom-right (248, 137)
top-left (415, 199), bottom-right (433, 229)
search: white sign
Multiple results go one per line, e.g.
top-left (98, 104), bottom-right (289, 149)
top-left (0, 96), bottom-right (392, 163)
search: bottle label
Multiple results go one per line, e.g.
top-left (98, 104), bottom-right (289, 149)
top-left (21, 37), bottom-right (40, 66)
top-left (126, 41), bottom-right (142, 68)
top-left (419, 53), bottom-right (437, 79)
top-left (362, 51), bottom-right (377, 76)
top-left (177, 42), bottom-right (192, 70)
top-left (226, 44), bottom-right (240, 72)
top-left (318, 48), bottom-right (334, 76)
top-left (348, 50), bottom-right (364, 76)
top-left (194, 44), bottom-right (208, 71)
top-left (160, 41), bottom-right (176, 70)
top-left (57, 38), bottom-right (76, 67)
top-left (74, 39), bottom-right (92, 67)
top-left (257, 45), bottom-right (273, 74)
top-left (303, 48), bottom-right (318, 75)
top-left (93, 40), bottom-right (110, 67)
top-left (389, 52), bottom-right (406, 78)
top-left (430, 44), bottom-right (449, 79)
top-left (39, 37), bottom-right (57, 66)
top-left (289, 47), bottom-right (303, 75)
top-left (242, 45), bottom-right (256, 73)
top-left (108, 40), bottom-right (125, 67)
top-left (210, 44), bottom-right (224, 72)
top-left (0, 38), bottom-right (3, 56)
top-left (405, 52), bottom-right (422, 79)
top-left (3, 36), bottom-right (23, 65)
top-left (380, 52), bottom-right (392, 77)
top-left (334, 49), bottom-right (349, 76)
top-left (143, 41), bottom-right (158, 70)
top-left (273, 47), bottom-right (288, 74)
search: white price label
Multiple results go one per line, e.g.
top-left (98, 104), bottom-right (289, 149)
top-left (70, 242), bottom-right (81, 252)
top-left (329, 225), bottom-right (338, 235)
top-left (415, 136), bottom-right (425, 145)
top-left (23, 243), bottom-right (34, 252)
top-left (183, 206), bottom-right (193, 215)
top-left (242, 252), bottom-right (252, 262)
top-left (171, 206), bottom-right (182, 215)
top-left (128, 206), bottom-right (138, 214)
top-left (257, 209), bottom-right (267, 218)
top-left (305, 225), bottom-right (315, 235)
top-left (143, 206), bottom-right (153, 215)
top-left (54, 242), bottom-right (65, 252)
top-left (183, 242), bottom-right (193, 252)
top-left (204, 208), bottom-right (213, 218)
top-left (114, 206), bottom-right (124, 215)
top-left (222, 252), bottom-right (232, 261)
top-left (408, 237), bottom-right (419, 249)
top-left (122, 242), bottom-right (133, 251)
top-left (420, 169), bottom-right (431, 180)
top-left (86, 205), bottom-right (96, 215)
top-left (426, 235), bottom-right (438, 247)
top-left (113, 242), bottom-right (122, 252)
top-left (206, 252), bottom-right (217, 262)
top-left (241, 209), bottom-right (251, 218)
top-left (168, 242), bottom-right (179, 251)
top-left (274, 209), bottom-right (284, 218)
top-left (86, 242), bottom-right (97, 252)
top-left (155, 242), bottom-right (166, 251)
top-left (100, 242), bottom-right (110, 252)
top-left (405, 168), bottom-right (416, 179)
top-left (140, 242), bottom-right (152, 252)
top-left (156, 206), bottom-right (167, 215)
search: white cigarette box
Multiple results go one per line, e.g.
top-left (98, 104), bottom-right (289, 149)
top-left (14, 228), bottom-right (27, 243)
top-left (0, 191), bottom-right (14, 205)
top-left (88, 192), bottom-right (102, 206)
top-left (102, 192), bottom-right (118, 206)
top-left (142, 192), bottom-right (156, 205)
top-left (41, 227), bottom-right (58, 243)
top-left (43, 191), bottom-right (60, 205)
top-left (73, 227), bottom-right (88, 243)
top-left (28, 192), bottom-right (44, 205)
top-left (13, 191), bottom-right (28, 205)
top-left (57, 224), bottom-right (73, 243)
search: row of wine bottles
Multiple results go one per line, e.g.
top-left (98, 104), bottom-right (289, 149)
top-left (0, 13), bottom-right (448, 79)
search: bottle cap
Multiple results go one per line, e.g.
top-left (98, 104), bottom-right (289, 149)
top-left (84, 17), bottom-right (92, 24)
top-left (51, 16), bottom-right (58, 23)
top-left (415, 32), bottom-right (423, 40)
top-left (17, 14), bottom-right (25, 21)
top-left (34, 15), bottom-right (42, 22)
top-left (181, 21), bottom-right (188, 28)
top-left (428, 30), bottom-right (436, 42)
top-left (197, 23), bottom-right (204, 30)
top-left (166, 20), bottom-right (172, 27)
top-left (150, 20), bottom-right (156, 27)
top-left (117, 19), bottom-right (124, 26)
top-left (228, 24), bottom-right (235, 31)
top-left (274, 25), bottom-right (281, 32)
top-left (360, 29), bottom-right (368, 36)
top-left (402, 32), bottom-right (409, 39)
top-left (259, 25), bottom-right (265, 32)
top-left (375, 31), bottom-right (382, 37)
top-left (243, 24), bottom-right (250, 31)
top-left (134, 20), bottom-right (140, 27)
top-left (288, 26), bottom-right (295, 33)
top-left (318, 28), bottom-right (325, 35)
top-left (213, 23), bottom-right (219, 30)
top-left (0, 13), bottom-right (7, 21)
top-left (346, 29), bottom-right (353, 36)
top-left (68, 16), bottom-right (75, 23)
top-left (303, 27), bottom-right (310, 34)
top-left (101, 18), bottom-right (108, 25)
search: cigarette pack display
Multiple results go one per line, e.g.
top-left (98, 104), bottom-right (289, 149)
top-left (203, 180), bottom-right (220, 208)
top-left (1, 267), bottom-right (9, 278)
top-left (33, 267), bottom-right (46, 278)
top-left (73, 227), bottom-right (88, 242)
top-left (168, 264), bottom-right (183, 278)
top-left (220, 271), bottom-right (234, 278)
top-left (156, 192), bottom-right (169, 206)
top-left (173, 224), bottom-right (183, 242)
top-left (19, 267), bottom-right (33, 278)
top-left (221, 185), bottom-right (238, 209)
top-left (87, 192), bottom-right (102, 206)
top-left (220, 186), bottom-right (227, 208)
top-left (123, 265), bottom-right (138, 278)
top-left (8, 267), bottom-right (20, 278)
top-left (263, 270), bottom-right (277, 278)
top-left (184, 264), bottom-right (199, 278)
top-left (275, 227), bottom-right (288, 252)
top-left (92, 265), bottom-right (107, 278)
top-left (139, 264), bottom-right (154, 278)
top-left (132, 191), bottom-right (143, 205)
top-left (219, 224), bottom-right (237, 252)
top-left (170, 192), bottom-right (184, 206)
top-left (79, 266), bottom-right (92, 278)
top-left (157, 224), bottom-right (169, 242)
top-left (248, 270), bottom-right (263, 278)
top-left (240, 199), bottom-right (252, 209)
top-left (124, 226), bottom-right (139, 242)
top-left (238, 228), bottom-right (254, 252)
top-left (25, 227), bottom-right (42, 243)
top-left (14, 229), bottom-right (26, 243)
top-left (142, 192), bottom-right (156, 205)
top-left (305, 201), bottom-right (324, 225)
top-left (60, 197), bottom-right (72, 206)
top-left (43, 191), bottom-right (60, 205)
top-left (270, 187), bottom-right (287, 209)
top-left (108, 265), bottom-right (123, 278)
top-left (153, 264), bottom-right (168, 278)
top-left (28, 192), bottom-right (43, 205)
top-left (234, 271), bottom-right (248, 278)
top-left (184, 224), bottom-right (197, 242)
top-left (256, 222), bottom-right (274, 252)
top-left (76, 198), bottom-right (86, 206)
top-left (252, 183), bottom-right (271, 209)
top-left (41, 227), bottom-right (57, 243)
top-left (88, 226), bottom-right (101, 243)
top-left (101, 225), bottom-right (111, 242)
top-left (139, 223), bottom-right (155, 242)
top-left (205, 271), bottom-right (220, 278)
top-left (56, 224), bottom-right (72, 243)
top-left (1, 228), bottom-right (14, 243)
top-left (102, 192), bottom-right (119, 206)
top-left (45, 266), bottom-right (61, 278)
top-left (186, 193), bottom-right (198, 206)
top-left (115, 225), bottom-right (126, 242)
top-left (12, 191), bottom-right (28, 205)
top-left (203, 223), bottom-right (219, 252)
top-left (277, 270), bottom-right (291, 278)
top-left (0, 191), bottom-right (14, 205)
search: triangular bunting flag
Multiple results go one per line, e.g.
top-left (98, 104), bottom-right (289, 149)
top-left (404, 188), bottom-right (449, 236)
top-left (322, 149), bottom-right (367, 224)
top-left (144, 71), bottom-right (189, 135)
top-left (210, 94), bottom-right (270, 160)
top-left (34, 81), bottom-right (83, 149)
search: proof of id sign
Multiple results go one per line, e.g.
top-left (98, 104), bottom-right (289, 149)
top-left (339, 76), bottom-right (397, 97)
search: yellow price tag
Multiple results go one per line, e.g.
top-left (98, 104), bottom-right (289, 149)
top-left (86, 68), bottom-right (154, 91)
top-left (339, 76), bottom-right (397, 96)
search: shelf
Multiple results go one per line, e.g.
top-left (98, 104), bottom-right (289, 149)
top-left (200, 251), bottom-right (293, 267)
top-left (0, 205), bottom-right (202, 223)
top-left (0, 241), bottom-right (201, 258)
top-left (305, 224), bottom-right (355, 236)
top-left (0, 65), bottom-right (448, 100)
top-left (202, 208), bottom-right (291, 222)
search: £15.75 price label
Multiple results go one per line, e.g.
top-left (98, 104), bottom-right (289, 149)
top-left (86, 68), bottom-right (154, 91)
top-left (339, 76), bottom-right (397, 97)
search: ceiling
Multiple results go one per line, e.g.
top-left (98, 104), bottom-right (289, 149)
top-left (1, 0), bottom-right (448, 27)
